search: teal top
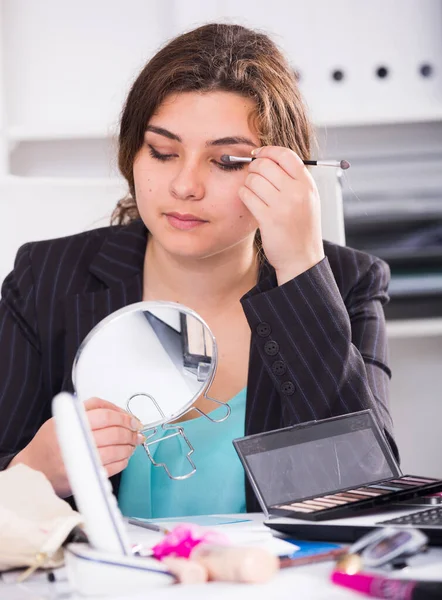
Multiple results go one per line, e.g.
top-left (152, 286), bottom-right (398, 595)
top-left (118, 388), bottom-right (247, 518)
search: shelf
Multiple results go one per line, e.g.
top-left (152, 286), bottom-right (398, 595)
top-left (313, 109), bottom-right (442, 129)
top-left (0, 175), bottom-right (124, 186)
top-left (386, 318), bottom-right (442, 339)
top-left (7, 125), bottom-right (118, 142)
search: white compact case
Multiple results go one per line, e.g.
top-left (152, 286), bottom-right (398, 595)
top-left (63, 543), bottom-right (173, 596)
top-left (52, 391), bottom-right (175, 596)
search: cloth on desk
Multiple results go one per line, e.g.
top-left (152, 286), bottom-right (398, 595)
top-left (0, 464), bottom-right (83, 571)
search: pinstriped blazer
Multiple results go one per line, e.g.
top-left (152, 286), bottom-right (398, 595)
top-left (0, 219), bottom-right (397, 512)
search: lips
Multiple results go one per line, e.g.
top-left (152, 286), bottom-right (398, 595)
top-left (165, 212), bottom-right (207, 222)
top-left (164, 212), bottom-right (208, 231)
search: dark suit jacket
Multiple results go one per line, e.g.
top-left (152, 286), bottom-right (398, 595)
top-left (0, 219), bottom-right (397, 512)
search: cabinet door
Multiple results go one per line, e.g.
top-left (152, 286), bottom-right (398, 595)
top-left (172, 0), bottom-right (442, 126)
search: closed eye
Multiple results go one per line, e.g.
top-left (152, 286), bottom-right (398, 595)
top-left (213, 160), bottom-right (246, 172)
top-left (147, 145), bottom-right (176, 161)
top-left (148, 144), bottom-right (246, 172)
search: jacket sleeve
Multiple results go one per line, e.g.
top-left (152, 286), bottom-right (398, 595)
top-left (241, 255), bottom-right (398, 461)
top-left (0, 243), bottom-right (47, 470)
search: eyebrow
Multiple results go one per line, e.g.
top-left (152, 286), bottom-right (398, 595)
top-left (145, 126), bottom-right (257, 148)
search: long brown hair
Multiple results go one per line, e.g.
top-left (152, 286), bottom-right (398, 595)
top-left (113, 22), bottom-right (313, 225)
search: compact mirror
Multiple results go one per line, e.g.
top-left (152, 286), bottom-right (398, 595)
top-left (72, 301), bottom-right (230, 479)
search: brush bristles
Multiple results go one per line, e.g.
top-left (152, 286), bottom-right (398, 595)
top-left (220, 154), bottom-right (253, 163)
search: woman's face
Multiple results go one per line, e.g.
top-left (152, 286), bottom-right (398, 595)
top-left (133, 91), bottom-right (261, 260)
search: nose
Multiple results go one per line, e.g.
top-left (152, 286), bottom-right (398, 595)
top-left (169, 162), bottom-right (205, 201)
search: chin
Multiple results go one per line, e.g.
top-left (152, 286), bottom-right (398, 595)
top-left (146, 217), bottom-right (254, 260)
top-left (166, 241), bottom-right (223, 260)
top-left (155, 231), bottom-right (227, 260)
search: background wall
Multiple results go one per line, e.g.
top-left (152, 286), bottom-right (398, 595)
top-left (1, 0), bottom-right (441, 476)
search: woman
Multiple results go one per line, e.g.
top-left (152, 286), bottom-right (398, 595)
top-left (0, 23), bottom-right (397, 517)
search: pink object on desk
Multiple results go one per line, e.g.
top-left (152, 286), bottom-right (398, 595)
top-left (152, 524), bottom-right (229, 559)
top-left (331, 571), bottom-right (415, 597)
top-left (331, 571), bottom-right (442, 599)
top-left (151, 524), bottom-right (278, 584)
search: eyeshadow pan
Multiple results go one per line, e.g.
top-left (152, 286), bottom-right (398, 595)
top-left (363, 486), bottom-right (391, 495)
top-left (401, 476), bottom-right (439, 484)
top-left (289, 502), bottom-right (318, 510)
top-left (389, 479), bottom-right (419, 486)
top-left (379, 481), bottom-right (411, 489)
top-left (337, 492), bottom-right (364, 500)
top-left (277, 504), bottom-right (313, 513)
top-left (310, 497), bottom-right (342, 506)
top-left (370, 484), bottom-right (403, 492)
top-left (347, 488), bottom-right (381, 497)
top-left (330, 493), bottom-right (360, 502)
top-left (339, 491), bottom-right (369, 500)
top-left (321, 495), bottom-right (349, 505)
top-left (301, 500), bottom-right (328, 510)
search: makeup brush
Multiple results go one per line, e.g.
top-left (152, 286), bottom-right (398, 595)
top-left (220, 154), bottom-right (350, 170)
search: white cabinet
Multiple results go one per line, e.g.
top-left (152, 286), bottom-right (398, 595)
top-left (2, 0), bottom-right (168, 140)
top-left (170, 0), bottom-right (442, 127)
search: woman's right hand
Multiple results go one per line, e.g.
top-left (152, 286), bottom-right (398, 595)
top-left (8, 397), bottom-right (144, 497)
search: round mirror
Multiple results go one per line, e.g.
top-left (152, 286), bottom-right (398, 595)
top-left (72, 301), bottom-right (218, 429)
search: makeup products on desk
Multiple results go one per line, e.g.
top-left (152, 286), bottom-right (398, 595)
top-left (233, 410), bottom-right (442, 522)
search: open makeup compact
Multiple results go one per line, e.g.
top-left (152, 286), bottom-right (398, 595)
top-left (233, 410), bottom-right (442, 521)
top-left (72, 301), bottom-right (229, 479)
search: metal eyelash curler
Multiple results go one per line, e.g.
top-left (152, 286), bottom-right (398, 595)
top-left (72, 301), bottom-right (230, 480)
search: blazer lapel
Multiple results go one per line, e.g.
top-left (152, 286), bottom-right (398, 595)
top-left (63, 220), bottom-right (147, 390)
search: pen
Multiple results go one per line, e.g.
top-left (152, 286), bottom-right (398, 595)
top-left (331, 571), bottom-right (442, 599)
top-left (279, 547), bottom-right (347, 568)
top-left (128, 518), bottom-right (171, 534)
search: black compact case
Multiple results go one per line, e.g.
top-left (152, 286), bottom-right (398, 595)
top-left (233, 410), bottom-right (442, 521)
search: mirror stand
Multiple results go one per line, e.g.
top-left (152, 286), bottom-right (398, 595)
top-left (140, 393), bottom-right (231, 480)
top-left (142, 424), bottom-right (196, 480)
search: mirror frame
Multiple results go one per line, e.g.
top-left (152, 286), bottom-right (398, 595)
top-left (72, 300), bottom-right (218, 429)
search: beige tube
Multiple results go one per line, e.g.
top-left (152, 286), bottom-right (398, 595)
top-left (161, 556), bottom-right (209, 584)
top-left (190, 544), bottom-right (279, 584)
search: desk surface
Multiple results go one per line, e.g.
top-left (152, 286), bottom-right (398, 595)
top-left (1, 514), bottom-right (442, 600)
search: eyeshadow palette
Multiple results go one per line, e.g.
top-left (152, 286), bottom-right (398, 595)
top-left (233, 410), bottom-right (442, 522)
top-left (270, 474), bottom-right (442, 521)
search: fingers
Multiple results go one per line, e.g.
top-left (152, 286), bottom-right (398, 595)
top-left (252, 146), bottom-right (313, 183)
top-left (98, 444), bottom-right (137, 467)
top-left (84, 396), bottom-right (127, 414)
top-left (238, 185), bottom-right (268, 224)
top-left (82, 397), bottom-right (145, 478)
top-left (87, 407), bottom-right (143, 432)
top-left (106, 458), bottom-right (131, 478)
top-left (239, 147), bottom-right (316, 216)
top-left (247, 156), bottom-right (288, 192)
top-left (93, 425), bottom-right (144, 448)
top-left (243, 173), bottom-right (279, 207)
